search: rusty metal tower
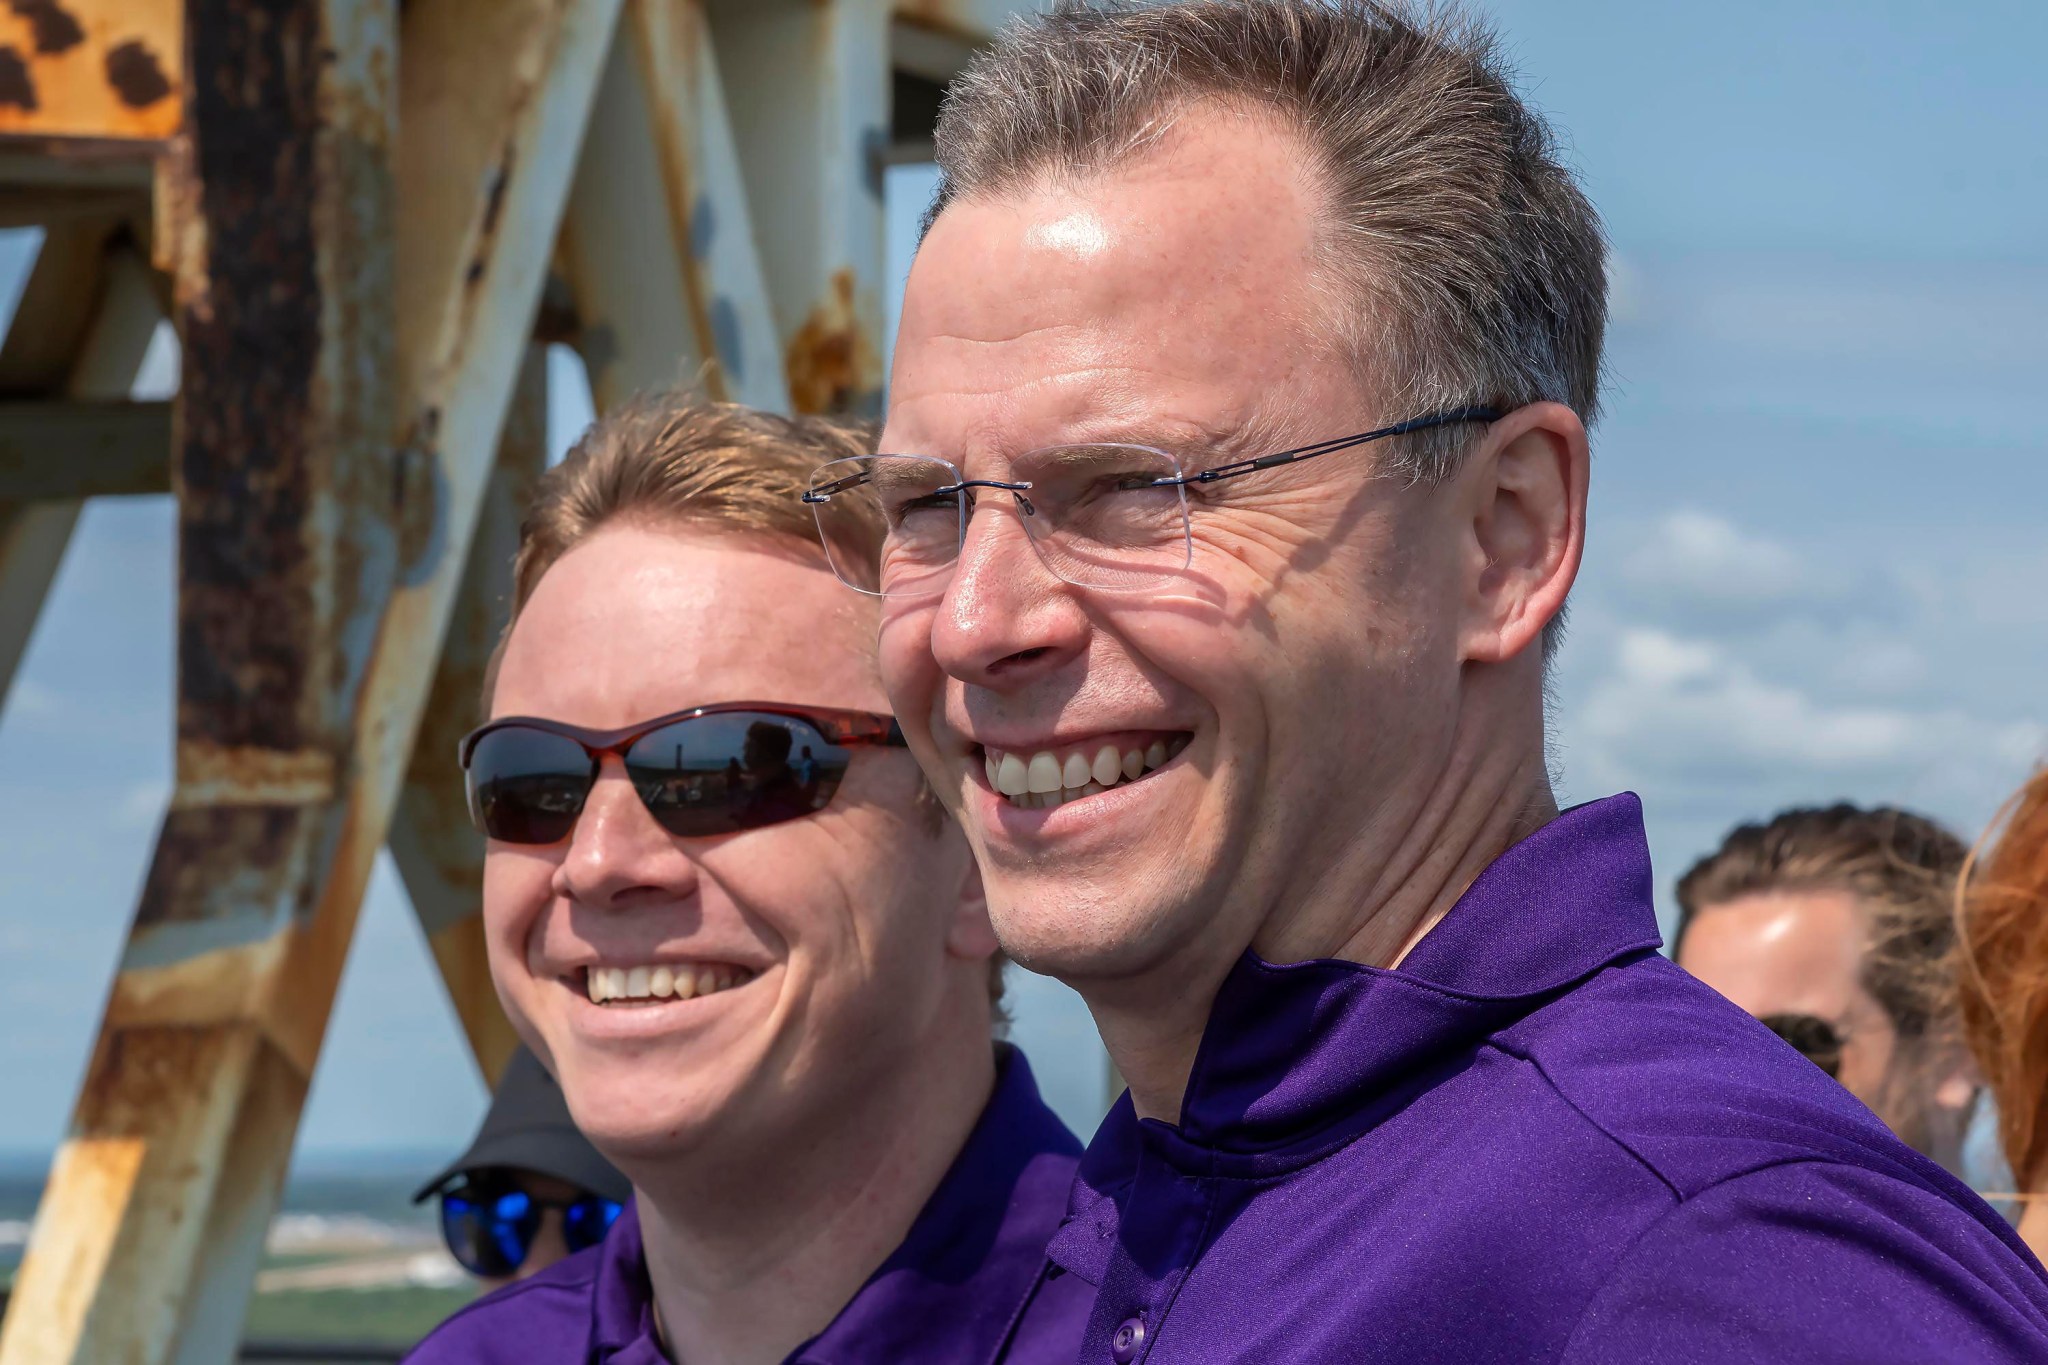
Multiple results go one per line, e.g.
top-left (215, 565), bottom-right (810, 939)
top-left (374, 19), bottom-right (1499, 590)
top-left (0, 1), bottom-right (1025, 1360)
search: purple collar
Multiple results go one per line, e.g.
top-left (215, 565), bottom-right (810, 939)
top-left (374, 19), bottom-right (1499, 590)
top-left (1054, 794), bottom-right (1662, 1277)
top-left (589, 1045), bottom-right (1081, 1363)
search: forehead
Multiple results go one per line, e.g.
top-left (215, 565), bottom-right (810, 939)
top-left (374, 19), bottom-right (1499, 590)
top-left (1676, 889), bottom-right (1872, 1018)
top-left (493, 523), bottom-right (886, 726)
top-left (888, 105), bottom-right (1358, 462)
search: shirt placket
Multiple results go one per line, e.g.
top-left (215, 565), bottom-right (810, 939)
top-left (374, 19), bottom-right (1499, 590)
top-left (1084, 1142), bottom-right (1216, 1365)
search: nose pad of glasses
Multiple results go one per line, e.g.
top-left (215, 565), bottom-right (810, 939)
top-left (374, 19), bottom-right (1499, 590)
top-left (957, 498), bottom-right (1062, 591)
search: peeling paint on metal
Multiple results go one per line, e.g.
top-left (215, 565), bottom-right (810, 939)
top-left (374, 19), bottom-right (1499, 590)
top-left (688, 189), bottom-right (714, 260)
top-left (860, 123), bottom-right (887, 201)
top-left (9, 0), bottom-right (83, 56)
top-left (175, 0), bottom-right (324, 754)
top-left (784, 266), bottom-right (881, 416)
top-left (0, 0), bottom-right (183, 141)
top-left (0, 46), bottom-right (33, 109)
top-left (104, 39), bottom-right (170, 109)
top-left (710, 294), bottom-right (743, 384)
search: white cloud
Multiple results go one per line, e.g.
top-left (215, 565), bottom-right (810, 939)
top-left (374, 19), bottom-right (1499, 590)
top-left (1617, 510), bottom-right (1832, 615)
top-left (1568, 625), bottom-right (2045, 799)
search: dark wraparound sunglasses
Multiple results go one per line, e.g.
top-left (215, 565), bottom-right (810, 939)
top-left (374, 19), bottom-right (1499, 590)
top-left (439, 1177), bottom-right (622, 1279)
top-left (458, 703), bottom-right (907, 846)
top-left (1761, 1013), bottom-right (1845, 1080)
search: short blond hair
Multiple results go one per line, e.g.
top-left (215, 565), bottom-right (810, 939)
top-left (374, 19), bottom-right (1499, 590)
top-left (490, 392), bottom-right (1007, 1018)
top-left (510, 397), bottom-right (878, 619)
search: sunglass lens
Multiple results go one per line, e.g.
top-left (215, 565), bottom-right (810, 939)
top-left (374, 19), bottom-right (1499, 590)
top-left (440, 1190), bottom-right (536, 1279)
top-left (467, 727), bottom-right (595, 844)
top-left (1761, 1013), bottom-right (1843, 1080)
top-left (624, 713), bottom-right (852, 838)
top-left (562, 1196), bottom-right (624, 1253)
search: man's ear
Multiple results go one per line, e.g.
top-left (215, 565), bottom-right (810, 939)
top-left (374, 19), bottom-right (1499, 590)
top-left (944, 855), bottom-right (1001, 963)
top-left (1454, 400), bottom-right (1588, 665)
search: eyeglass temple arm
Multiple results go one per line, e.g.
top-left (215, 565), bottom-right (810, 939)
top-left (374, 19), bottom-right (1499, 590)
top-left (1149, 406), bottom-right (1502, 488)
top-left (810, 711), bottom-right (910, 748)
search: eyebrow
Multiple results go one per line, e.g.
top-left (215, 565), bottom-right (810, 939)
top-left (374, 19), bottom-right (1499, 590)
top-left (1016, 410), bottom-right (1298, 470)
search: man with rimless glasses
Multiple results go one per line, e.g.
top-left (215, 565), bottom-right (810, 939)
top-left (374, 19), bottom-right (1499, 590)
top-left (405, 401), bottom-right (1087, 1363)
top-left (805, 2), bottom-right (2048, 1360)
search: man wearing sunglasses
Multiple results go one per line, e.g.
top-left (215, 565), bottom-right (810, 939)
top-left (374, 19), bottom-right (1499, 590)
top-left (407, 401), bottom-right (1086, 1363)
top-left (809, 1), bottom-right (2048, 1360)
top-left (417, 1047), bottom-right (629, 1287)
top-left (1675, 805), bottom-right (1985, 1180)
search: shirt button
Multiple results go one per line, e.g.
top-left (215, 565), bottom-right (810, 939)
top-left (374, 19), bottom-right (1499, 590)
top-left (1111, 1315), bottom-right (1146, 1363)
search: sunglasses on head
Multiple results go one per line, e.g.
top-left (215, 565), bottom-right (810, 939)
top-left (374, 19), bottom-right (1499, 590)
top-left (458, 702), bottom-right (907, 846)
top-left (439, 1174), bottom-right (623, 1279)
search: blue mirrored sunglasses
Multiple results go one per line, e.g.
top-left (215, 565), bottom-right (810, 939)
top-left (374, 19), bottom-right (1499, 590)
top-left (439, 1181), bottom-right (623, 1279)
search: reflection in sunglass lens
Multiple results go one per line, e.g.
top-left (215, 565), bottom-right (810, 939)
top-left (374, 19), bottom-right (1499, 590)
top-left (1761, 1013), bottom-right (1844, 1080)
top-left (563, 1196), bottom-right (624, 1253)
top-left (441, 1189), bottom-right (538, 1279)
top-left (467, 728), bottom-right (596, 845)
top-left (624, 713), bottom-right (852, 839)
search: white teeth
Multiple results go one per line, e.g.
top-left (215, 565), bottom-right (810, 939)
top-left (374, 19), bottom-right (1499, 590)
top-left (584, 962), bottom-right (750, 1005)
top-left (988, 737), bottom-right (1190, 807)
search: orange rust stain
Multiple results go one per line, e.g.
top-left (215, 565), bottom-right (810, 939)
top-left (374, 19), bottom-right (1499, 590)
top-left (888, 0), bottom-right (987, 40)
top-left (784, 267), bottom-right (881, 416)
top-left (0, 0), bottom-right (182, 142)
top-left (0, 1135), bottom-right (148, 1359)
top-left (103, 938), bottom-right (276, 1034)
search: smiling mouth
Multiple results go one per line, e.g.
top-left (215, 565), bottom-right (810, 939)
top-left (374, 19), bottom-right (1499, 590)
top-left (980, 734), bottom-right (1191, 811)
top-left (579, 962), bottom-right (758, 1006)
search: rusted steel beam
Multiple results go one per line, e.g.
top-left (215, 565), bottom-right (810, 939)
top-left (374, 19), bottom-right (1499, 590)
top-left (0, 0), bottom-right (182, 144)
top-left (0, 400), bottom-right (171, 499)
top-left (560, 0), bottom-right (787, 414)
top-left (388, 346), bottom-right (546, 1087)
top-left (0, 236), bottom-right (160, 712)
top-left (708, 0), bottom-right (892, 416)
top-left (0, 0), bottom-right (620, 1358)
top-left (0, 0), bottom-right (400, 1357)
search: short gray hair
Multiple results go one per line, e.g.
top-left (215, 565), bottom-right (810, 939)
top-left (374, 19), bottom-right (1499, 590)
top-left (928, 0), bottom-right (1608, 484)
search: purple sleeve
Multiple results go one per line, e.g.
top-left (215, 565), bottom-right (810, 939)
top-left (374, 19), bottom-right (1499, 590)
top-left (1562, 1162), bottom-right (2048, 1364)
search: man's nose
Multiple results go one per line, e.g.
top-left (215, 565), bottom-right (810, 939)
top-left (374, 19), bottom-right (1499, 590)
top-left (927, 500), bottom-right (1089, 690)
top-left (554, 758), bottom-right (697, 909)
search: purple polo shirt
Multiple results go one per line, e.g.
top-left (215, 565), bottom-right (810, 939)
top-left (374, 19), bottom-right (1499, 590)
top-left (1049, 795), bottom-right (2048, 1363)
top-left (407, 1046), bottom-right (1088, 1364)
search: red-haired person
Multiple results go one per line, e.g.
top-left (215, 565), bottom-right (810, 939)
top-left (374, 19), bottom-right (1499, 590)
top-left (1959, 767), bottom-right (2048, 1261)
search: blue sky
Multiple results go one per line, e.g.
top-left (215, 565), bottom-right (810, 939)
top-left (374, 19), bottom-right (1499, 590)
top-left (0, 0), bottom-right (2042, 1160)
